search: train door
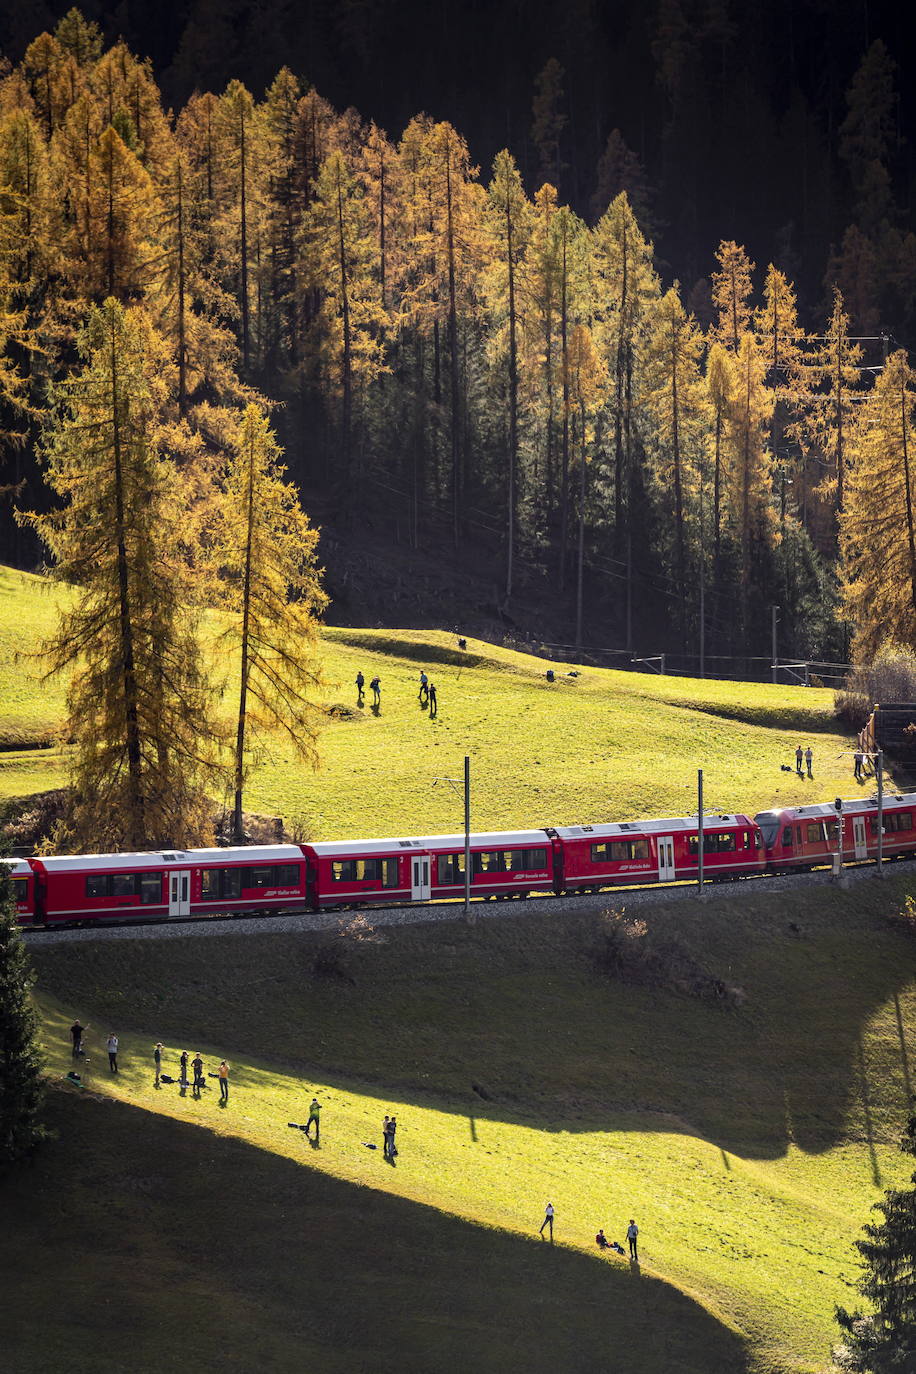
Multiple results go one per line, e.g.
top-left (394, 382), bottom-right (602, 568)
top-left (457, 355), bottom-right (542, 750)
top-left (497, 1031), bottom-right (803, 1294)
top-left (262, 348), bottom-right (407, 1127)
top-left (853, 816), bottom-right (867, 860)
top-left (657, 836), bottom-right (676, 882)
top-left (410, 855), bottom-right (431, 901)
top-left (168, 870), bottom-right (191, 917)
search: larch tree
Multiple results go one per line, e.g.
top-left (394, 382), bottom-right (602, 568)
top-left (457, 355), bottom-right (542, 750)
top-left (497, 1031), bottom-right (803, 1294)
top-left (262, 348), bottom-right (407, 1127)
top-left (592, 191), bottom-right (659, 642)
top-left (704, 341), bottom-right (737, 582)
top-left (643, 285), bottom-right (707, 643)
top-left (841, 350), bottom-right (916, 659)
top-left (519, 181), bottom-right (561, 521)
top-left (566, 320), bottom-right (605, 645)
top-left (484, 149), bottom-right (531, 599)
top-left (728, 330), bottom-right (773, 616)
top-left (21, 299), bottom-right (223, 850)
top-left (0, 863), bottom-right (46, 1170)
top-left (301, 147), bottom-right (387, 496)
top-left (215, 404), bottom-right (327, 842)
top-left (799, 288), bottom-right (862, 528)
top-left (712, 239), bottom-right (755, 352)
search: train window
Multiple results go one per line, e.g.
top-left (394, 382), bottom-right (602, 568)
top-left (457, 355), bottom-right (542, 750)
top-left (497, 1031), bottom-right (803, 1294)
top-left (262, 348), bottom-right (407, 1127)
top-left (12, 878), bottom-right (27, 904)
top-left (138, 873), bottom-right (161, 904)
top-left (438, 853), bottom-right (465, 884)
top-left (875, 811), bottom-right (913, 834)
top-left (805, 822), bottom-right (824, 844)
top-left (248, 867), bottom-right (274, 888)
top-left (275, 863), bottom-right (300, 886)
top-left (525, 847), bottom-right (549, 868)
top-left (796, 826), bottom-right (802, 844)
top-left (782, 828), bottom-right (793, 847)
top-left (591, 843), bottom-right (608, 862)
top-left (355, 859), bottom-right (380, 881)
top-left (331, 860), bottom-right (358, 882)
top-left (686, 833), bottom-right (735, 856)
top-left (201, 869), bottom-right (220, 898)
top-left (111, 874), bottom-right (136, 899)
top-left (85, 874), bottom-right (109, 898)
top-left (222, 868), bottom-right (241, 898)
top-left (382, 858), bottom-right (399, 887)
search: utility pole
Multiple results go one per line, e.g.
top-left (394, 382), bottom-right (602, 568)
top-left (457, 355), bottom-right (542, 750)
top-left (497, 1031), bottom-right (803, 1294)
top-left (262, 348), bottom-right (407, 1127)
top-left (771, 605), bottom-right (779, 684)
top-left (876, 749), bottom-right (884, 877)
top-left (464, 754), bottom-right (472, 921)
top-left (833, 796), bottom-right (844, 879)
top-left (697, 769), bottom-right (704, 897)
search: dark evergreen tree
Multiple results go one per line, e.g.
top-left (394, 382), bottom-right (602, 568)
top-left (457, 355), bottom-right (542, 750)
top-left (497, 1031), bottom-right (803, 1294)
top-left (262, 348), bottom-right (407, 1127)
top-left (833, 1111), bottom-right (916, 1371)
top-left (0, 863), bottom-right (45, 1170)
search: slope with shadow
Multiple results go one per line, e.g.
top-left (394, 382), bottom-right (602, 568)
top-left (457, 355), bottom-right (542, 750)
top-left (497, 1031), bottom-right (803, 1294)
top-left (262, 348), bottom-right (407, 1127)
top-left (2, 1090), bottom-right (750, 1374)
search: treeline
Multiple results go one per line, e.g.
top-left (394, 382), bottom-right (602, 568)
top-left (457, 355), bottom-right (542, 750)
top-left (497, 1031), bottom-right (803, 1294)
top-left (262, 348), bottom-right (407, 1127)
top-left (0, 10), bottom-right (912, 666)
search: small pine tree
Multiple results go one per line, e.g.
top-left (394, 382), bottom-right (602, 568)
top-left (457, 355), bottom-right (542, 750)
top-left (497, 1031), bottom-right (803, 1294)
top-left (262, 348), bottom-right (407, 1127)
top-left (833, 1111), bottom-right (916, 1370)
top-left (0, 863), bottom-right (46, 1169)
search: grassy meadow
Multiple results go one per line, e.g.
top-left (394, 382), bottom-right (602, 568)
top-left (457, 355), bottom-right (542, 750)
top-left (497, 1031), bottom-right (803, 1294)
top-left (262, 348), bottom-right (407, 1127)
top-left (12, 874), bottom-right (916, 1374)
top-left (0, 563), bottom-right (886, 837)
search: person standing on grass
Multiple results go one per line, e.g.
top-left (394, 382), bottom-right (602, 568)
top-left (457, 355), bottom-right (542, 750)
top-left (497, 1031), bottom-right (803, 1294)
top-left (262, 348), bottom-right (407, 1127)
top-left (356, 671), bottom-right (365, 705)
top-left (305, 1097), bottom-right (321, 1143)
top-left (154, 1042), bottom-right (163, 1086)
top-left (218, 1060), bottom-right (230, 1102)
top-left (795, 745), bottom-right (804, 777)
top-left (370, 676), bottom-right (381, 706)
top-left (192, 1053), bottom-right (204, 1096)
top-left (428, 682), bottom-right (438, 719)
top-left (70, 1020), bottom-right (88, 1057)
top-left (418, 670), bottom-right (429, 703)
top-left (805, 746), bottom-right (813, 779)
top-left (627, 1219), bottom-right (639, 1261)
top-left (382, 1114), bottom-right (390, 1156)
top-left (179, 1050), bottom-right (189, 1087)
top-left (387, 1116), bottom-right (398, 1158)
top-left (539, 1202), bottom-right (554, 1241)
top-left (107, 1033), bottom-right (119, 1073)
top-left (854, 750), bottom-right (865, 783)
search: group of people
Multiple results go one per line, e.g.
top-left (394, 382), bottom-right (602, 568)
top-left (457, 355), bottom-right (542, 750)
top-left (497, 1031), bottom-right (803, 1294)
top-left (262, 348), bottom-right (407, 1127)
top-left (67, 1023), bottom-right (230, 1101)
top-left (354, 670), bottom-right (439, 718)
top-left (540, 1205), bottom-right (640, 1262)
top-left (793, 745), bottom-right (814, 778)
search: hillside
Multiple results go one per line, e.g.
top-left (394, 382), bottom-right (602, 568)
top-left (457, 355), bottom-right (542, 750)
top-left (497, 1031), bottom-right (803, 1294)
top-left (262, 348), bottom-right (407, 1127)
top-left (0, 564), bottom-right (878, 845)
top-left (8, 873), bottom-right (916, 1373)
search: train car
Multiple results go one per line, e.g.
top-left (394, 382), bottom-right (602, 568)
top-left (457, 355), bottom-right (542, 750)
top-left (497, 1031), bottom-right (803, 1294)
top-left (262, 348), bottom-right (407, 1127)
top-left (755, 792), bottom-right (916, 872)
top-left (30, 844), bottom-right (307, 924)
top-left (302, 829), bottom-right (554, 908)
top-left (6, 859), bottom-right (36, 925)
top-left (550, 814), bottom-right (763, 891)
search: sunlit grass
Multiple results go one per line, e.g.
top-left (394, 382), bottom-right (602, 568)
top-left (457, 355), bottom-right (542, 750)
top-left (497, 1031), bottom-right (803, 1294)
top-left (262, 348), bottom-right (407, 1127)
top-left (0, 565), bottom-right (878, 839)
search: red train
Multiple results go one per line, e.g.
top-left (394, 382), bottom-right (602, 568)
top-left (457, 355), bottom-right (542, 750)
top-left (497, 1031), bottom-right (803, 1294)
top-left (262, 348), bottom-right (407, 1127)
top-left (6, 791), bottom-right (916, 927)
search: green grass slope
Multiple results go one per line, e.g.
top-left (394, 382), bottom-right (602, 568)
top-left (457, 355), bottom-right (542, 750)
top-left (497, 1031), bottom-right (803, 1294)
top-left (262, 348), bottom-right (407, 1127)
top-left (22, 873), bottom-right (916, 1373)
top-left (0, 565), bottom-right (881, 836)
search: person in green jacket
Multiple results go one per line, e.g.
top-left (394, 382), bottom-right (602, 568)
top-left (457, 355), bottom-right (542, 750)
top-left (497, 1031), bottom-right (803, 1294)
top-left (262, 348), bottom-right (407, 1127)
top-left (305, 1096), bottom-right (321, 1143)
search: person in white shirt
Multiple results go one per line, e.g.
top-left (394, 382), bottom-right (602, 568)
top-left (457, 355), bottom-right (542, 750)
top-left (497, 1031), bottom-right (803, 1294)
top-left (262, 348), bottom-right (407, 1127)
top-left (539, 1202), bottom-right (554, 1241)
top-left (627, 1219), bottom-right (639, 1261)
top-left (107, 1034), bottom-right (119, 1073)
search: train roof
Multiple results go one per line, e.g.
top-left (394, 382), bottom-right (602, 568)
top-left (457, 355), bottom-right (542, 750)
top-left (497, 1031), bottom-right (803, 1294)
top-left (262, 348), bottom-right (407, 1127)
top-left (304, 830), bottom-right (549, 858)
top-left (757, 792), bottom-right (916, 821)
top-left (2, 859), bottom-right (32, 878)
top-left (551, 815), bottom-right (752, 839)
top-left (31, 844), bottom-right (306, 873)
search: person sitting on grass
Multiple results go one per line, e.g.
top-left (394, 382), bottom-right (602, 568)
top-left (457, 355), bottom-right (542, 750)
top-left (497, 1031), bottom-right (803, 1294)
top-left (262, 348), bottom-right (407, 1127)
top-left (596, 1229), bottom-right (610, 1249)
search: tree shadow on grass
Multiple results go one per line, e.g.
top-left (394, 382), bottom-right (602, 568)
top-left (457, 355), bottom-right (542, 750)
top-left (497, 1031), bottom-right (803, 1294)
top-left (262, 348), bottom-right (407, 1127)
top-left (1, 1091), bottom-right (750, 1374)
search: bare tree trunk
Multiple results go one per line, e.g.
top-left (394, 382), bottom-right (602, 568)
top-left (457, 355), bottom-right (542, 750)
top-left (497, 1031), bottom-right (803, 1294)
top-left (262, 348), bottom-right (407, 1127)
top-left (109, 316), bottom-right (143, 844)
top-left (233, 426), bottom-right (256, 841)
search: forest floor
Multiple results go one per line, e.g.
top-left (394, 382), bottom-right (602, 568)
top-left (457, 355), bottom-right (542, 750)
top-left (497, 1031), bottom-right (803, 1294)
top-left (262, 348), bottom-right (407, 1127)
top-left (0, 563), bottom-right (881, 841)
top-left (6, 875), bottom-right (916, 1373)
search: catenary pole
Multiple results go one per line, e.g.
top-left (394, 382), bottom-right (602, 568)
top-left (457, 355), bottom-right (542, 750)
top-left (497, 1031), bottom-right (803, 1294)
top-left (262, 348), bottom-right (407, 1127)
top-left (697, 768), bottom-right (704, 896)
top-left (876, 750), bottom-right (884, 877)
top-left (464, 755), bottom-right (472, 923)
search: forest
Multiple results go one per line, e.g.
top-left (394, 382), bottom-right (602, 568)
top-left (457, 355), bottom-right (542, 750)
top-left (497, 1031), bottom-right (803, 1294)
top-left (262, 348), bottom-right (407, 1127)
top-left (1, 7), bottom-right (915, 668)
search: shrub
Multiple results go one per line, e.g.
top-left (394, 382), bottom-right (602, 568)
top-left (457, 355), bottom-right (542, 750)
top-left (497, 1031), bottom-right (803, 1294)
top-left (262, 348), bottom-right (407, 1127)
top-left (835, 644), bottom-right (916, 729)
top-left (590, 908), bottom-right (744, 1007)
